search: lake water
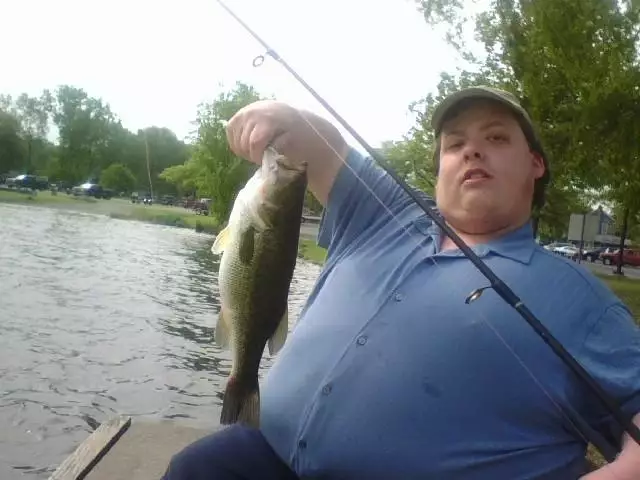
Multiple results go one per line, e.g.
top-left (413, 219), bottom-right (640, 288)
top-left (0, 203), bottom-right (322, 479)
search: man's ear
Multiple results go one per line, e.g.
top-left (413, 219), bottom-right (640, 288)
top-left (531, 151), bottom-right (545, 180)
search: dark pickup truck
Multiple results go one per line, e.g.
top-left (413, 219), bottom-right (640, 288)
top-left (6, 174), bottom-right (49, 190)
top-left (72, 183), bottom-right (115, 199)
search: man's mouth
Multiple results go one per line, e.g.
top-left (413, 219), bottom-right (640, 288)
top-left (462, 168), bottom-right (492, 183)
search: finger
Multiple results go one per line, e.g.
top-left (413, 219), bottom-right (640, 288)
top-left (225, 115), bottom-right (239, 153)
top-left (233, 123), bottom-right (247, 158)
top-left (240, 120), bottom-right (258, 162)
top-left (248, 122), bottom-right (274, 165)
top-left (270, 130), bottom-right (290, 156)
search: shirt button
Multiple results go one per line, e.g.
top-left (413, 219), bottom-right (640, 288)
top-left (322, 384), bottom-right (332, 395)
top-left (298, 439), bottom-right (307, 449)
top-left (393, 292), bottom-right (403, 302)
top-left (356, 335), bottom-right (368, 346)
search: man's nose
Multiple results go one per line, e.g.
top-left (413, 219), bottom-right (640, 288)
top-left (463, 148), bottom-right (484, 161)
top-left (462, 138), bottom-right (484, 162)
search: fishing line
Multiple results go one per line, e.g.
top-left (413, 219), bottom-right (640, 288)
top-left (214, 0), bottom-right (640, 468)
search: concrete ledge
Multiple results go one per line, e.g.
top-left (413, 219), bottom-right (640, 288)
top-left (48, 416), bottom-right (220, 480)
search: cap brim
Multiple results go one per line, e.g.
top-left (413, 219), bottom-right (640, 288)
top-left (431, 87), bottom-right (525, 134)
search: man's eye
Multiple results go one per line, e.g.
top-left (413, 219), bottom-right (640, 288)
top-left (488, 133), bottom-right (508, 142)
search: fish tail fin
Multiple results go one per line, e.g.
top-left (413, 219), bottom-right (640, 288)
top-left (220, 376), bottom-right (260, 428)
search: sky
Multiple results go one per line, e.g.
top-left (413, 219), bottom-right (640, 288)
top-left (1, 0), bottom-right (464, 150)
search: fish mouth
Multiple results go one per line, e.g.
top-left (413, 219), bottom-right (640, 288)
top-left (275, 156), bottom-right (307, 172)
top-left (461, 168), bottom-right (492, 184)
top-left (261, 148), bottom-right (304, 171)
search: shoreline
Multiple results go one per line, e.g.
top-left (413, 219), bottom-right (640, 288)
top-left (0, 189), bottom-right (327, 265)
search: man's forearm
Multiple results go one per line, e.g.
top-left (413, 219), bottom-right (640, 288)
top-left (581, 413), bottom-right (640, 479)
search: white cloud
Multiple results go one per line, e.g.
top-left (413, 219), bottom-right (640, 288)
top-left (1, 0), bottom-right (462, 149)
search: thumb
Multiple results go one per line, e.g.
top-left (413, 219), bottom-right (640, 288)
top-left (269, 130), bottom-right (291, 157)
top-left (249, 129), bottom-right (289, 164)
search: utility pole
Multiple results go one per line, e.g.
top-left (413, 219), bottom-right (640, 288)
top-left (578, 213), bottom-right (586, 264)
top-left (144, 131), bottom-right (154, 201)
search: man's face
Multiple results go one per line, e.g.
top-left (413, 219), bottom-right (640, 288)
top-left (435, 100), bottom-right (545, 235)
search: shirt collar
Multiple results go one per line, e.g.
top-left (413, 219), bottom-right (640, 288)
top-left (417, 214), bottom-right (536, 265)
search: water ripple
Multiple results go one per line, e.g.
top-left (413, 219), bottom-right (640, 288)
top-left (0, 203), bottom-right (322, 478)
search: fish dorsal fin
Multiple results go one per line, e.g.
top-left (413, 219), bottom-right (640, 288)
top-left (268, 307), bottom-right (288, 356)
top-left (214, 307), bottom-right (231, 350)
top-left (211, 226), bottom-right (231, 255)
top-left (238, 226), bottom-right (255, 264)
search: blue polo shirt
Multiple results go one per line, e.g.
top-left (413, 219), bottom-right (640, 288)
top-left (259, 148), bottom-right (640, 479)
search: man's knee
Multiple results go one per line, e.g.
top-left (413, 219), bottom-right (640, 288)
top-left (161, 424), bottom-right (296, 480)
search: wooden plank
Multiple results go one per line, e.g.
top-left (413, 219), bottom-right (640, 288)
top-left (84, 420), bottom-right (220, 480)
top-left (48, 415), bottom-right (131, 480)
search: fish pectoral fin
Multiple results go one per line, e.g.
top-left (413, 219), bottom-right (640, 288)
top-left (211, 226), bottom-right (231, 255)
top-left (238, 226), bottom-right (255, 265)
top-left (267, 307), bottom-right (289, 356)
top-left (214, 307), bottom-right (231, 349)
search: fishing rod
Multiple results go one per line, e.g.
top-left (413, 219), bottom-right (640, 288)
top-left (214, 0), bottom-right (640, 460)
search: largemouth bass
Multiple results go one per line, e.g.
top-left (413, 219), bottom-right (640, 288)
top-left (210, 146), bottom-right (308, 428)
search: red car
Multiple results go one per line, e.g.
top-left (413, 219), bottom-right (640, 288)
top-left (600, 248), bottom-right (640, 267)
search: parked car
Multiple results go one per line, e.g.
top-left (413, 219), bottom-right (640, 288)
top-left (581, 246), bottom-right (611, 262)
top-left (160, 195), bottom-right (177, 206)
top-left (600, 248), bottom-right (640, 267)
top-left (544, 242), bottom-right (572, 253)
top-left (6, 174), bottom-right (49, 190)
top-left (555, 245), bottom-right (580, 258)
top-left (193, 198), bottom-right (211, 215)
top-left (72, 183), bottom-right (114, 199)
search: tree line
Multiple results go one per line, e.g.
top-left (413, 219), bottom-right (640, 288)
top-left (0, 86), bottom-right (190, 195)
top-left (0, 82), bottom-right (322, 225)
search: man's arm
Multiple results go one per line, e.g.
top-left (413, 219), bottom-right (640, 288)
top-left (226, 100), bottom-right (415, 255)
top-left (577, 298), bottom-right (640, 479)
top-left (581, 413), bottom-right (640, 479)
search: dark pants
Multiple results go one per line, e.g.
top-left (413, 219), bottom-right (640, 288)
top-left (161, 424), bottom-right (300, 480)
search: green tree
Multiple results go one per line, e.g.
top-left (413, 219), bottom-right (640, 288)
top-left (412, 0), bottom-right (640, 241)
top-left (0, 86), bottom-right (189, 188)
top-left (14, 91), bottom-right (53, 173)
top-left (0, 110), bottom-right (26, 174)
top-left (160, 82), bottom-right (265, 224)
top-left (52, 85), bottom-right (118, 183)
top-left (138, 127), bottom-right (189, 195)
top-left (304, 189), bottom-right (323, 214)
top-left (100, 163), bottom-right (137, 193)
top-left (379, 138), bottom-right (436, 194)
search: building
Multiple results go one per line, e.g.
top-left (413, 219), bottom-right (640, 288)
top-left (567, 206), bottom-right (631, 247)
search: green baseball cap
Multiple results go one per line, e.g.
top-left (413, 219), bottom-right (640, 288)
top-left (431, 85), bottom-right (551, 208)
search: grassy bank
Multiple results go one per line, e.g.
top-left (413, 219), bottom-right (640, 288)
top-left (0, 189), bottom-right (223, 234)
top-left (595, 273), bottom-right (640, 323)
top-left (298, 239), bottom-right (327, 265)
top-left (109, 206), bottom-right (220, 234)
top-left (0, 188), bottom-right (98, 206)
